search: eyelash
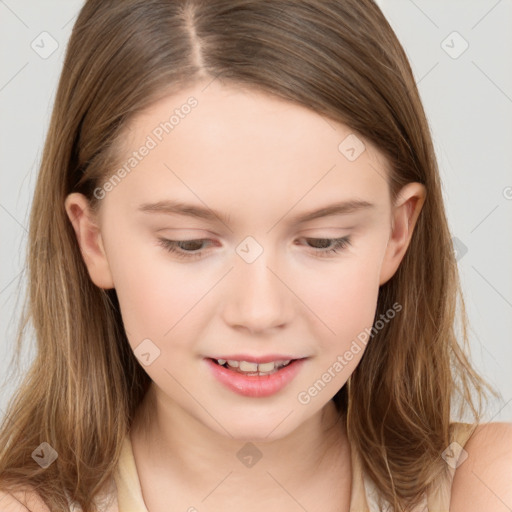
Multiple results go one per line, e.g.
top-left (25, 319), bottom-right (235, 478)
top-left (157, 236), bottom-right (352, 260)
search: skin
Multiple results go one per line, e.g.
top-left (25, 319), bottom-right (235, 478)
top-left (64, 79), bottom-right (427, 511)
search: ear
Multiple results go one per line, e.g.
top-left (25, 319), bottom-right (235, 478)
top-left (379, 182), bottom-right (426, 286)
top-left (64, 192), bottom-right (115, 289)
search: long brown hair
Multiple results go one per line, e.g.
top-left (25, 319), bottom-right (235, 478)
top-left (0, 1), bottom-right (498, 510)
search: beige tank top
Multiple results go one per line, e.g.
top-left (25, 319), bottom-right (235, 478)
top-left (105, 422), bottom-right (475, 512)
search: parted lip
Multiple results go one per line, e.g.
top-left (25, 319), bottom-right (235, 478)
top-left (207, 354), bottom-right (306, 364)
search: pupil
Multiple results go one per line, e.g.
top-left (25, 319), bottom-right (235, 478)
top-left (310, 238), bottom-right (330, 249)
top-left (181, 240), bottom-right (202, 251)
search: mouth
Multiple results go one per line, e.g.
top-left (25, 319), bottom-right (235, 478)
top-left (205, 356), bottom-right (307, 397)
top-left (209, 358), bottom-right (294, 376)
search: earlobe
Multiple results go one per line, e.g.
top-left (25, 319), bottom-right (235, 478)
top-left (64, 192), bottom-right (115, 289)
top-left (379, 183), bottom-right (426, 286)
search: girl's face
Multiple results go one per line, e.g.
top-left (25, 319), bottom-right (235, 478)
top-left (67, 79), bottom-right (424, 440)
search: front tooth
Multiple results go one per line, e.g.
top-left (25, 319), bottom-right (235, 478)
top-left (239, 361), bottom-right (258, 372)
top-left (227, 360), bottom-right (239, 368)
top-left (257, 361), bottom-right (276, 372)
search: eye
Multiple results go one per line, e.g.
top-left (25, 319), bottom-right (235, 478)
top-left (299, 236), bottom-right (352, 257)
top-left (157, 238), bottom-right (212, 260)
top-left (157, 236), bottom-right (352, 261)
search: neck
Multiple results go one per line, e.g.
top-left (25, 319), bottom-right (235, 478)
top-left (130, 384), bottom-right (349, 494)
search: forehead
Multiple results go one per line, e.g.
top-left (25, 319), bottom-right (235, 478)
top-left (107, 80), bottom-right (391, 218)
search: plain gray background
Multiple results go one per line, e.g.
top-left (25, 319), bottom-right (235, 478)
top-left (1, 1), bottom-right (511, 423)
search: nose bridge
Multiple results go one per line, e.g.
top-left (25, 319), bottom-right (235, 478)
top-left (224, 235), bottom-right (291, 332)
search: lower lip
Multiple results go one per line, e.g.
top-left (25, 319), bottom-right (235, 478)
top-left (205, 358), bottom-right (306, 398)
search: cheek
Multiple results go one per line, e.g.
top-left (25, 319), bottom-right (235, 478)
top-left (293, 228), bottom-right (387, 335)
top-left (106, 241), bottom-right (208, 346)
top-left (294, 259), bottom-right (382, 402)
top-left (299, 257), bottom-right (380, 344)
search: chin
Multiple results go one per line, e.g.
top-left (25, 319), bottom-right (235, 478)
top-left (203, 409), bottom-right (302, 443)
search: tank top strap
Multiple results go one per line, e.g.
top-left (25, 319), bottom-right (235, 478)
top-left (349, 439), bottom-right (428, 512)
top-left (425, 421), bottom-right (477, 511)
top-left (349, 422), bottom-right (477, 512)
top-left (349, 438), bottom-right (371, 511)
top-left (114, 432), bottom-right (150, 511)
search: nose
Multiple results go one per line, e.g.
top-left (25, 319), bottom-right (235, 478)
top-left (222, 247), bottom-right (293, 334)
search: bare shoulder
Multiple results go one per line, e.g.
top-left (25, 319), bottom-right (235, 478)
top-left (0, 487), bottom-right (51, 512)
top-left (450, 421), bottom-right (512, 511)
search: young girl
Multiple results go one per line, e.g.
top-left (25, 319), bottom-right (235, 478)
top-left (0, 1), bottom-right (510, 511)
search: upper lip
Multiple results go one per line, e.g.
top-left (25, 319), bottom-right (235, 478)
top-left (208, 354), bottom-right (305, 364)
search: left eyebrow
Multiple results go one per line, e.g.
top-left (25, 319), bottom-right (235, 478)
top-left (137, 198), bottom-right (375, 226)
top-left (286, 199), bottom-right (375, 224)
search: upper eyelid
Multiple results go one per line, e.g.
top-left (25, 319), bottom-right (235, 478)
top-left (158, 236), bottom-right (350, 249)
top-left (159, 235), bottom-right (348, 241)
top-left (157, 236), bottom-right (352, 262)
